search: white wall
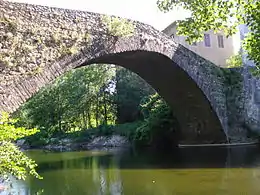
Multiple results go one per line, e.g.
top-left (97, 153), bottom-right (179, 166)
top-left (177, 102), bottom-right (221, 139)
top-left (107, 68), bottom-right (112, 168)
top-left (163, 24), bottom-right (239, 67)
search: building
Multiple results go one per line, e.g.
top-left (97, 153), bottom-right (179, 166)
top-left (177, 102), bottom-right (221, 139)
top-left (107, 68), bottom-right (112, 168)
top-left (163, 21), bottom-right (241, 67)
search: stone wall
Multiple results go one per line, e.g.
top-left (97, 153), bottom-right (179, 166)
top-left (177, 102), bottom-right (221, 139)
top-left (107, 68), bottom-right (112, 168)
top-left (242, 67), bottom-right (260, 135)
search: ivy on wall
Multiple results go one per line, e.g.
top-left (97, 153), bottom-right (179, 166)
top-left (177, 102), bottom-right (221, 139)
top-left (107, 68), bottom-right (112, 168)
top-left (222, 68), bottom-right (244, 128)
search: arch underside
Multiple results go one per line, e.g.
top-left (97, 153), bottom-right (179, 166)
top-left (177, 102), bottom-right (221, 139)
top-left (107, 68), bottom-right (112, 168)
top-left (83, 51), bottom-right (227, 144)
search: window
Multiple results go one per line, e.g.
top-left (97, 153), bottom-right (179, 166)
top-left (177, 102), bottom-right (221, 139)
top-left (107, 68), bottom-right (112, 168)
top-left (204, 34), bottom-right (211, 47)
top-left (218, 35), bottom-right (224, 48)
top-left (170, 34), bottom-right (175, 39)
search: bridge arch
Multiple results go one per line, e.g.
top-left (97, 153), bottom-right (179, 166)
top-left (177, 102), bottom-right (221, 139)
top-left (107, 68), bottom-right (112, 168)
top-left (0, 1), bottom-right (229, 143)
top-left (83, 50), bottom-right (226, 144)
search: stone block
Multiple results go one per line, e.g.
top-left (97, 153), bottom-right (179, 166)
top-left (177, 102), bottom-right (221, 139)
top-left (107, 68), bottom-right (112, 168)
top-left (254, 89), bottom-right (260, 105)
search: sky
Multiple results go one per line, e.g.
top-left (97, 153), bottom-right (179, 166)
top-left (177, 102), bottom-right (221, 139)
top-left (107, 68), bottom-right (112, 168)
top-left (8, 0), bottom-right (191, 30)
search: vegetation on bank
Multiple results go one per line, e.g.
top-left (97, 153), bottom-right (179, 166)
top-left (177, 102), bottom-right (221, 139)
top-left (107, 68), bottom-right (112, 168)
top-left (1, 64), bottom-right (178, 184)
top-left (14, 65), bottom-right (178, 149)
top-left (24, 94), bottom-right (178, 150)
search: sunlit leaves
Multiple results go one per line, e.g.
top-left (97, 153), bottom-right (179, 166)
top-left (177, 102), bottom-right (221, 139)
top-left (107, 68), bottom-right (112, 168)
top-left (156, 0), bottom-right (176, 12)
top-left (226, 52), bottom-right (243, 68)
top-left (157, 0), bottom-right (260, 70)
top-left (0, 141), bottom-right (41, 180)
top-left (0, 112), bottom-right (39, 142)
top-left (0, 112), bottom-right (41, 181)
top-left (16, 65), bottom-right (116, 133)
top-left (243, 1), bottom-right (260, 68)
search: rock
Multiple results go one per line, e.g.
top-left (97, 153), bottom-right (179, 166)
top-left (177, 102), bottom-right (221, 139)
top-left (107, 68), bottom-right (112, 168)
top-left (43, 138), bottom-right (86, 152)
top-left (50, 138), bottom-right (58, 143)
top-left (15, 139), bottom-right (30, 149)
top-left (16, 139), bottom-right (26, 146)
top-left (29, 135), bottom-right (130, 152)
top-left (44, 144), bottom-right (73, 152)
top-left (60, 138), bottom-right (72, 144)
top-left (86, 135), bottom-right (130, 149)
top-left (43, 138), bottom-right (73, 151)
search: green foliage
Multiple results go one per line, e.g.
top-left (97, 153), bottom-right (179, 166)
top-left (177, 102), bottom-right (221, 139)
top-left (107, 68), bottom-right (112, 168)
top-left (222, 69), bottom-right (243, 86)
top-left (16, 65), bottom-right (177, 150)
top-left (242, 1), bottom-right (260, 67)
top-left (113, 121), bottom-right (144, 141)
top-left (101, 15), bottom-right (135, 37)
top-left (92, 124), bottom-right (115, 137)
top-left (16, 64), bottom-right (116, 136)
top-left (157, 0), bottom-right (260, 69)
top-left (0, 112), bottom-right (41, 181)
top-left (25, 131), bottom-right (52, 148)
top-left (133, 93), bottom-right (178, 146)
top-left (103, 93), bottom-right (178, 147)
top-left (0, 112), bottom-right (39, 141)
top-left (16, 65), bottom-right (157, 147)
top-left (226, 52), bottom-right (243, 68)
top-left (221, 69), bottom-right (244, 127)
top-left (115, 67), bottom-right (155, 123)
top-left (249, 66), bottom-right (260, 77)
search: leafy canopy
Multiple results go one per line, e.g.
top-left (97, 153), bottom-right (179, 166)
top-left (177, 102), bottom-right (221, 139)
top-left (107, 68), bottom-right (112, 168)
top-left (157, 0), bottom-right (260, 69)
top-left (16, 65), bottom-right (116, 135)
top-left (0, 112), bottom-right (41, 181)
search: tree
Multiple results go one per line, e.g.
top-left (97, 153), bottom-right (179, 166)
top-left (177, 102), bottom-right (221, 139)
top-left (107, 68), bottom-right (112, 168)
top-left (133, 93), bottom-right (179, 149)
top-left (157, 0), bottom-right (260, 70)
top-left (115, 67), bottom-right (155, 124)
top-left (0, 112), bottom-right (41, 182)
top-left (16, 64), bottom-right (116, 136)
top-left (226, 52), bottom-right (243, 68)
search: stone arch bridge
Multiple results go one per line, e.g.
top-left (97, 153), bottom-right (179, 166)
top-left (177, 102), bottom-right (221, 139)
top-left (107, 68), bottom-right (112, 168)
top-left (0, 0), bottom-right (259, 144)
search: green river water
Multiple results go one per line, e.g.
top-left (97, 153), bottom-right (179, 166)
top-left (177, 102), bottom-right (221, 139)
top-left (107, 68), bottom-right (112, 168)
top-left (4, 145), bottom-right (260, 195)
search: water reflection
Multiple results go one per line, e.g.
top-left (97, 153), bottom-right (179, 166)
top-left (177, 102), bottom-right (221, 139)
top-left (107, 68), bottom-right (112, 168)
top-left (2, 145), bottom-right (260, 195)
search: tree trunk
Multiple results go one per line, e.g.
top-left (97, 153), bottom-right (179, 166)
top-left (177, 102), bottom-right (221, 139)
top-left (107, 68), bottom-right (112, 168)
top-left (103, 92), bottom-right (108, 125)
top-left (95, 96), bottom-right (99, 127)
top-left (87, 111), bottom-right (92, 128)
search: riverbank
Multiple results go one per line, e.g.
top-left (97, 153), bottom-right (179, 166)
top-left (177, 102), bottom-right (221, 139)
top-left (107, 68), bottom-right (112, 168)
top-left (17, 134), bottom-right (131, 152)
top-left (18, 119), bottom-right (179, 152)
top-left (18, 133), bottom-right (259, 152)
top-left (17, 122), bottom-right (259, 152)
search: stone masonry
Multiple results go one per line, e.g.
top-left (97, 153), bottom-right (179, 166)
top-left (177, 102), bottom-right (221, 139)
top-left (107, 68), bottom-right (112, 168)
top-left (0, 0), bottom-right (259, 143)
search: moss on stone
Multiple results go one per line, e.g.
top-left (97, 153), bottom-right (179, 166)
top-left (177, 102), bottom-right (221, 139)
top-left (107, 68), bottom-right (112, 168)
top-left (101, 15), bottom-right (135, 37)
top-left (0, 16), bottom-right (91, 71)
top-left (221, 68), bottom-right (244, 129)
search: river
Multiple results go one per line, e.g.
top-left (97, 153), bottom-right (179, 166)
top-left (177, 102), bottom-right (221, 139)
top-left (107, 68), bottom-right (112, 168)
top-left (3, 145), bottom-right (260, 195)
